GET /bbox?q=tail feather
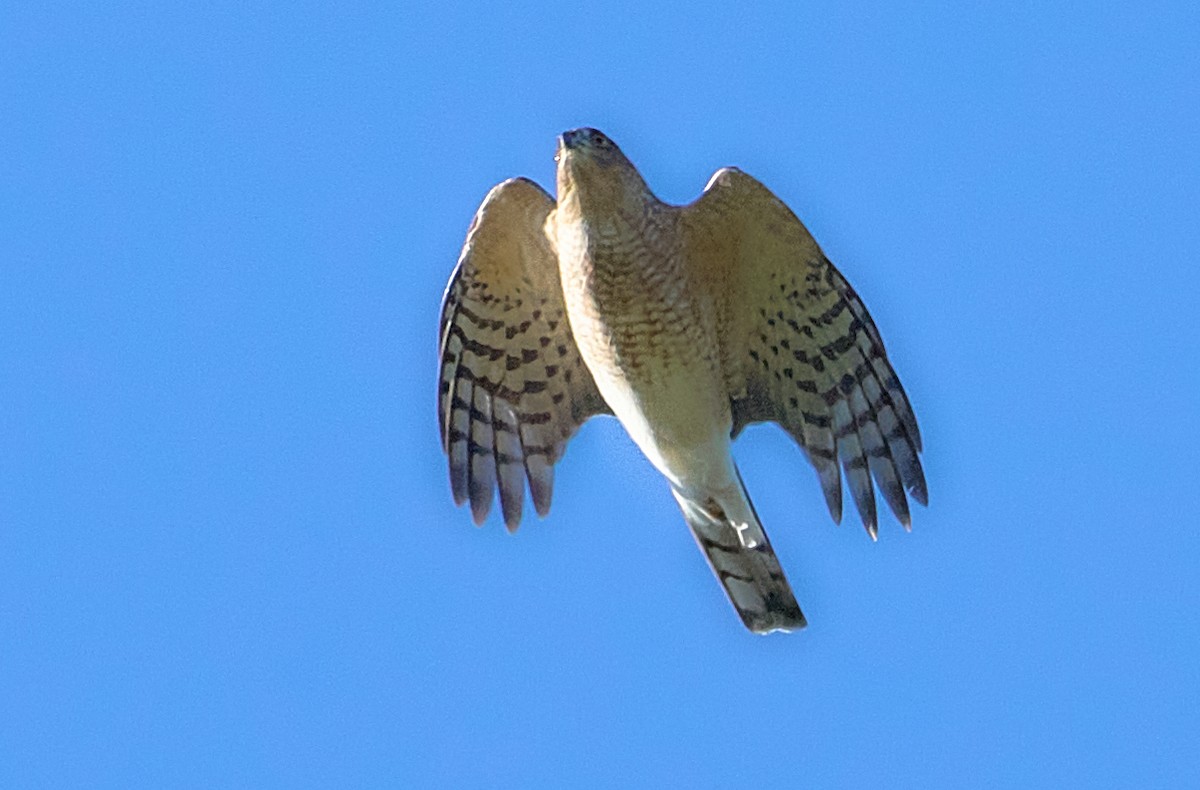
[673,468,806,634]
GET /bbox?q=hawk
[438,128,926,633]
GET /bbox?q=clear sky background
[3,2,1198,787]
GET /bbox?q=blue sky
[3,2,1198,787]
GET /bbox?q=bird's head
[555,128,647,210]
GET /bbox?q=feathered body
[438,128,926,633]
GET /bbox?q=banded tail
[673,467,806,634]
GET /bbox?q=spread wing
[681,168,926,538]
[439,178,610,531]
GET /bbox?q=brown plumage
[438,128,926,633]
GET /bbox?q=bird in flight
[438,128,927,633]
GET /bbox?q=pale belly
[561,252,733,489]
[589,361,732,490]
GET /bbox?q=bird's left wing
[439,178,610,531]
[680,168,926,538]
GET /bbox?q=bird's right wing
[438,178,610,531]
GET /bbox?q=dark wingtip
[469,484,493,526]
[500,496,522,534]
[823,481,843,525]
[450,471,469,507]
[528,464,554,517]
[909,474,929,507]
